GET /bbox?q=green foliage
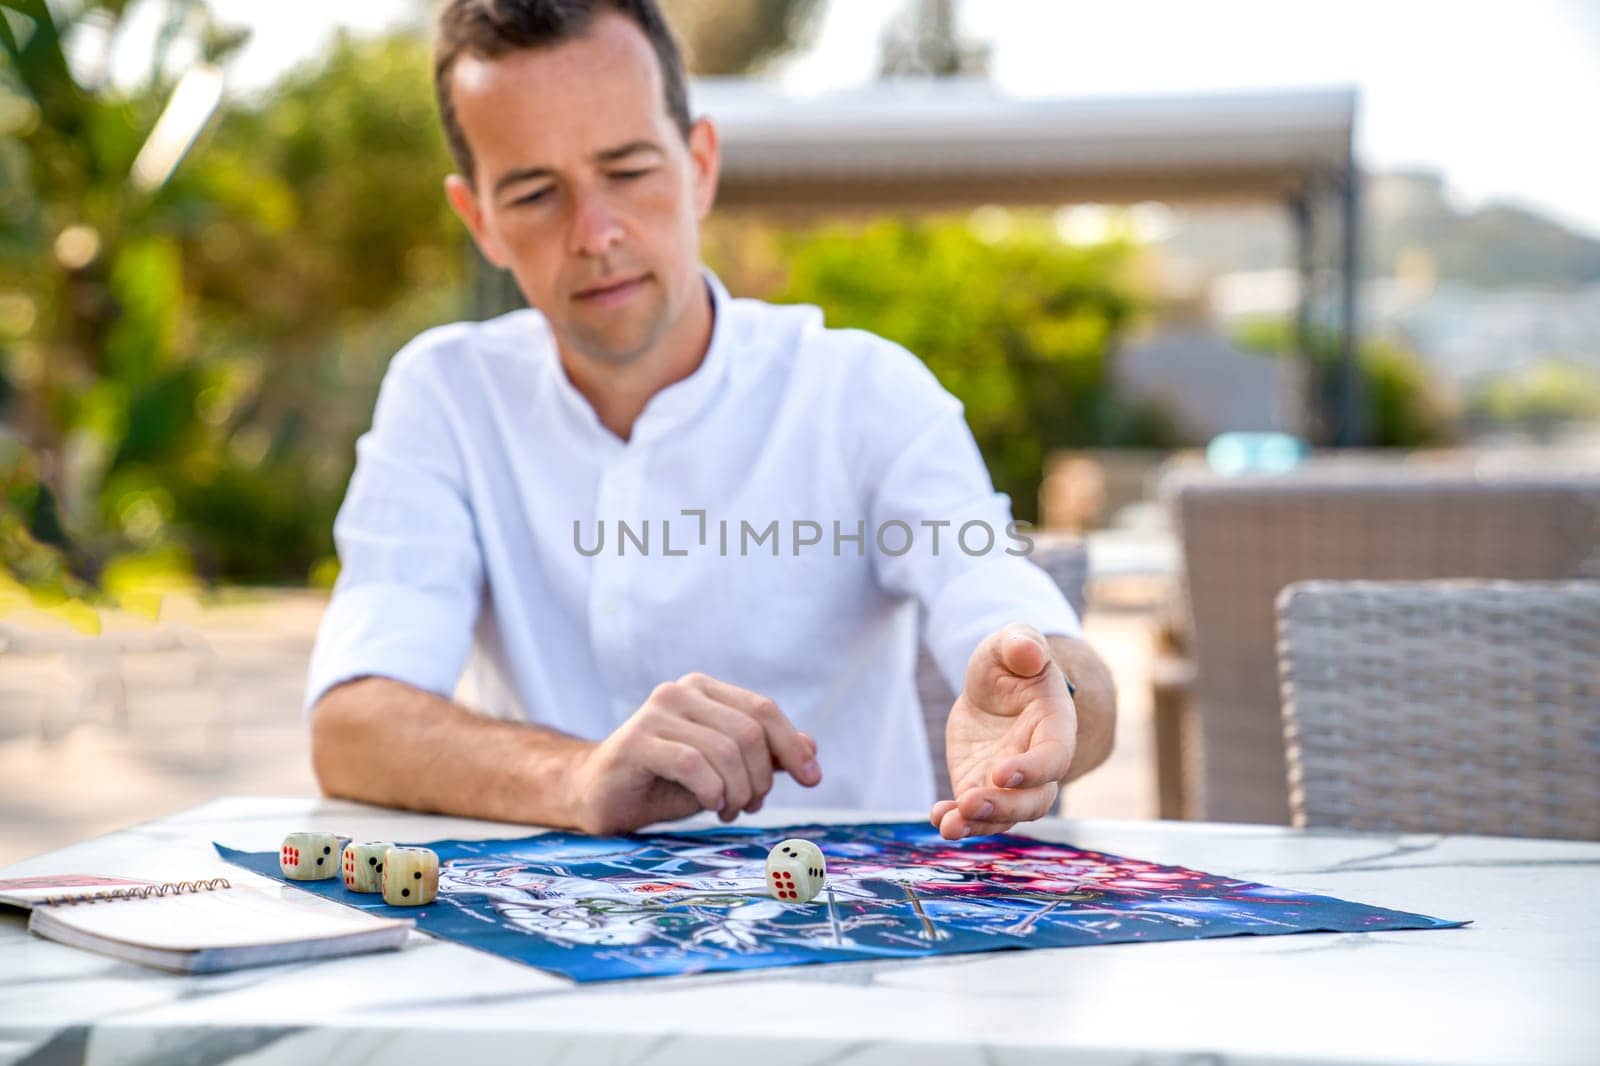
[2,2,465,594]
[2,428,89,597]
[770,215,1179,522]
[1467,360,1600,440]
[1232,317,1457,447]
[197,31,461,328]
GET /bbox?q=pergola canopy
[692,80,1358,212]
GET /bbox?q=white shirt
[306,271,1081,811]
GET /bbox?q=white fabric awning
[692,80,1357,211]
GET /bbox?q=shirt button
[600,597,622,616]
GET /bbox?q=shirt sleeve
[304,345,484,714]
[859,343,1083,696]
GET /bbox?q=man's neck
[557,278,714,442]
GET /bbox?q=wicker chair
[1276,580,1600,841]
[1165,470,1600,825]
[917,533,1089,802]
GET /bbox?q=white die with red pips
[342,841,394,893]
[765,838,826,903]
[279,832,343,880]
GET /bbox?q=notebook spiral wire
[43,878,232,906]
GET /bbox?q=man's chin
[567,325,661,368]
[558,286,673,366]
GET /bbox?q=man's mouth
[574,275,649,306]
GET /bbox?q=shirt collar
[632,268,734,440]
[541,267,734,448]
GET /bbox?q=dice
[280,832,344,880]
[765,838,826,903]
[381,846,439,906]
[342,841,394,893]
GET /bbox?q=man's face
[445,12,718,367]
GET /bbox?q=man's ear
[445,174,509,269]
[686,117,721,221]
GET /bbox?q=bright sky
[165,0,1600,237]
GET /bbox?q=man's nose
[568,188,624,257]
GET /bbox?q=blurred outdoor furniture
[917,532,1087,803]
[1276,579,1600,841]
[1039,448,1175,533]
[1157,464,1600,824]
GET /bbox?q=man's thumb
[999,627,1050,679]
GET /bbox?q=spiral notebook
[2,875,414,974]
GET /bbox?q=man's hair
[434,0,693,184]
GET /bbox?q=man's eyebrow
[594,140,664,164]
[493,165,555,197]
[492,141,666,197]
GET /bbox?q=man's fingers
[677,693,775,810]
[654,716,756,819]
[958,780,1059,826]
[774,731,817,764]
[960,819,1019,839]
[988,737,1074,791]
[939,813,1022,840]
[637,736,727,814]
[681,673,821,787]
[929,799,957,828]
[936,781,1059,839]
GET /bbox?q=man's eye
[511,188,553,207]
[611,169,653,181]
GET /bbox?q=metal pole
[1289,187,1316,442]
[1337,164,1363,446]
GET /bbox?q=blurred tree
[1467,359,1600,442]
[1232,318,1458,448]
[174,29,465,581]
[660,0,823,75]
[1,0,247,595]
[878,0,989,78]
[2,2,463,590]
[771,214,1180,522]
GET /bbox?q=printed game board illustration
[217,822,1467,982]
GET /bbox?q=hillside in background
[1161,171,1600,288]
[1152,172,1600,398]
[1367,173,1600,287]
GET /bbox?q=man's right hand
[567,673,822,835]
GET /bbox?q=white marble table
[2,796,1597,1065]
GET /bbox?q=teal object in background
[1207,432,1310,476]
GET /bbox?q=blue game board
[217,822,1467,982]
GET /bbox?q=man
[308,0,1115,842]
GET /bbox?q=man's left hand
[930,623,1076,840]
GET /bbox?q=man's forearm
[1046,634,1116,783]
[310,676,593,829]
